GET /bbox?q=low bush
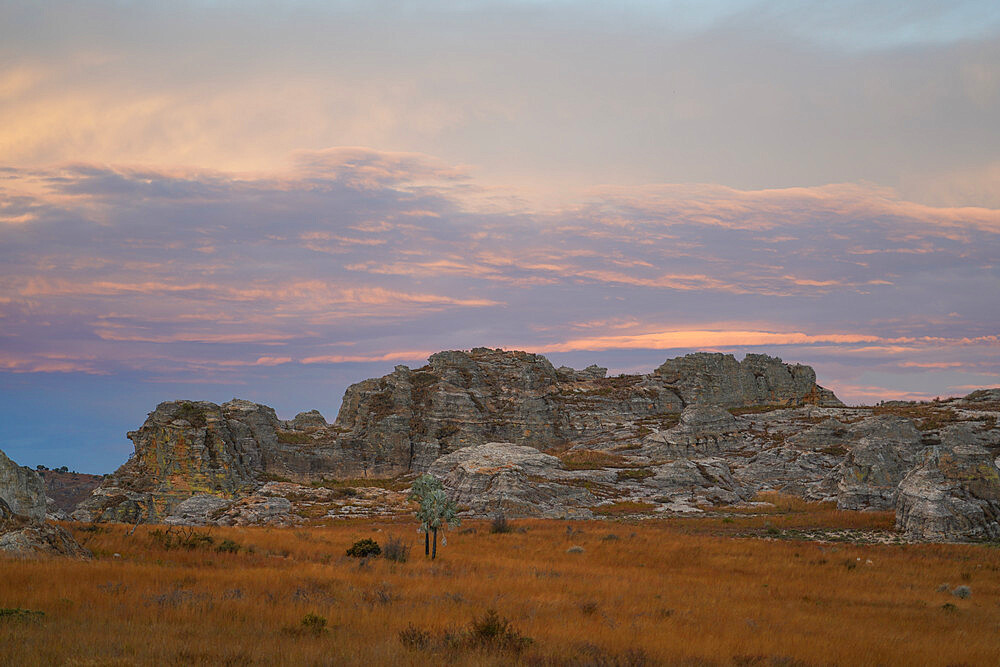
[382,536,409,563]
[0,608,44,623]
[398,608,532,655]
[467,608,532,654]
[216,539,240,554]
[490,514,512,534]
[149,527,214,550]
[346,538,381,558]
[298,613,328,636]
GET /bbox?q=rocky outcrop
[654,353,842,408]
[0,512,91,558]
[80,349,839,522]
[642,405,740,458]
[645,458,750,509]
[0,449,46,521]
[429,443,596,518]
[836,416,925,511]
[895,424,1000,541]
[1,466,90,559]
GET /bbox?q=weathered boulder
[214,496,297,526]
[736,447,845,501]
[642,405,740,457]
[0,449,46,521]
[0,497,90,558]
[429,443,595,518]
[896,425,1000,541]
[645,458,750,508]
[164,494,233,526]
[836,416,925,511]
[786,418,851,452]
[0,520,92,558]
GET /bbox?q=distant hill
[39,470,104,513]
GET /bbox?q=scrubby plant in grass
[149,526,214,550]
[297,613,328,636]
[346,538,381,558]
[490,513,512,534]
[382,536,409,563]
[398,623,431,650]
[216,539,240,554]
[467,608,532,654]
[0,608,44,623]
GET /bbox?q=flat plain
[2,498,999,666]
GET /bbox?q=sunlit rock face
[0,448,47,521]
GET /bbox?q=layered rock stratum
[0,449,90,558]
[72,349,1000,542]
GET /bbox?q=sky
[1,0,999,473]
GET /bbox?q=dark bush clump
[150,527,214,550]
[346,538,381,558]
[216,539,240,553]
[295,613,328,636]
[490,513,512,534]
[383,536,409,563]
[399,623,431,650]
[467,608,532,654]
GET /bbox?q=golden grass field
[2,497,999,666]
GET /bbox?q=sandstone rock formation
[0,450,90,558]
[71,348,1000,541]
[429,443,596,518]
[895,424,1000,541]
[835,416,925,511]
[79,349,839,522]
[0,449,46,520]
[0,507,91,559]
[642,405,740,458]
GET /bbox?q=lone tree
[407,474,460,559]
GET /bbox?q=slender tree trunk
[424,531,429,556]
[432,527,438,560]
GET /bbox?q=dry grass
[2,511,999,666]
[557,450,630,470]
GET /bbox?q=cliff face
[77,349,842,523]
[0,449,46,521]
[333,348,840,474]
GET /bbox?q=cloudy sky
[2,0,999,472]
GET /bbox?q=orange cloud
[300,350,433,364]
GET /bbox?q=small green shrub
[346,538,381,558]
[175,402,207,427]
[216,539,240,554]
[0,608,44,623]
[299,613,328,635]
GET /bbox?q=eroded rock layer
[72,348,1000,540]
